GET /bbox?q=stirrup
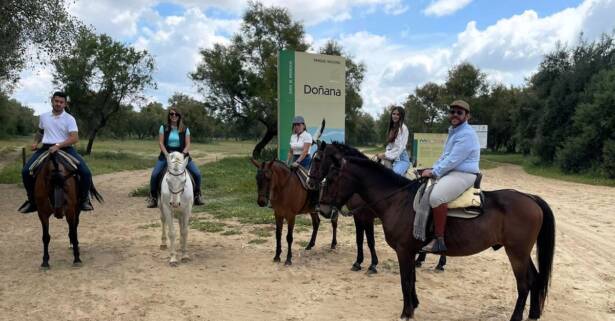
[146,196,158,208]
[420,237,447,254]
[18,200,37,214]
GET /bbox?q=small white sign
[471,125,488,149]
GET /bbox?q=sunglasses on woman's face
[448,109,465,116]
[169,113,179,117]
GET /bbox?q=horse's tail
[531,194,555,312]
[90,184,104,203]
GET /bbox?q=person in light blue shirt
[147,107,204,208]
[420,100,481,253]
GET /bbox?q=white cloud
[424,0,473,17]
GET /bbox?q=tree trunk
[86,128,99,155]
[252,125,277,159]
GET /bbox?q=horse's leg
[40,215,51,269]
[435,255,447,271]
[396,247,416,320]
[273,214,283,262]
[306,212,320,250]
[330,212,338,250]
[285,215,295,266]
[159,208,167,250]
[365,217,378,274]
[528,260,541,320]
[415,252,426,267]
[179,205,191,262]
[505,247,532,321]
[67,213,81,266]
[164,206,178,266]
[352,216,364,271]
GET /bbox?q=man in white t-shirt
[18,92,94,213]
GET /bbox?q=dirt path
[0,164,614,321]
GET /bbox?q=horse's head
[166,152,189,208]
[307,141,346,190]
[307,141,326,189]
[251,158,274,207]
[318,158,355,218]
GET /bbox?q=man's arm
[31,129,43,150]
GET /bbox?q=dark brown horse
[251,159,337,265]
[319,156,555,321]
[308,141,445,272]
[35,152,103,268]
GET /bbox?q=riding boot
[421,203,448,253]
[18,192,37,214]
[80,196,94,211]
[194,190,205,205]
[147,192,158,208]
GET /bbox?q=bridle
[166,164,187,196]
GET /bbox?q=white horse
[159,152,193,266]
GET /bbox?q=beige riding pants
[429,171,477,207]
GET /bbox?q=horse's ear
[320,141,327,149]
[250,158,261,168]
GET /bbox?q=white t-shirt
[39,111,78,144]
[289,131,312,155]
[384,124,409,161]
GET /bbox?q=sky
[10,0,615,116]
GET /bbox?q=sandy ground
[0,162,614,321]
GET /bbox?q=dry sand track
[0,163,614,321]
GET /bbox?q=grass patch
[482,152,615,187]
[248,239,267,244]
[250,227,272,238]
[138,222,160,229]
[222,229,241,236]
[190,218,226,233]
[131,185,150,197]
[198,157,274,224]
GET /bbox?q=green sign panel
[278,50,346,161]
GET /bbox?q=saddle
[29,150,80,176]
[291,165,319,210]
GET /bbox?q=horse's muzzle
[170,201,181,208]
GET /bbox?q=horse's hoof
[160,244,167,250]
[330,243,337,250]
[351,263,362,271]
[73,261,82,267]
[40,264,50,270]
[273,257,281,263]
[284,260,292,266]
[181,256,191,263]
[367,266,378,275]
[435,265,445,272]
[305,245,313,250]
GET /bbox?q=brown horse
[319,156,555,321]
[308,141,445,272]
[35,152,102,268]
[251,159,337,265]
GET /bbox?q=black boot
[194,191,205,205]
[18,195,37,214]
[147,194,158,208]
[80,196,94,211]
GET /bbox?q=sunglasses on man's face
[448,109,466,116]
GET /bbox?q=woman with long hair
[376,106,410,175]
[147,107,204,208]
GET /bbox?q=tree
[0,91,37,137]
[191,1,309,157]
[0,0,80,90]
[53,29,156,154]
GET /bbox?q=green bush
[603,139,615,178]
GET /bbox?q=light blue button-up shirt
[432,121,480,177]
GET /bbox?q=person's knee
[429,192,447,208]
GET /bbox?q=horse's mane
[330,141,368,159]
[344,156,416,189]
